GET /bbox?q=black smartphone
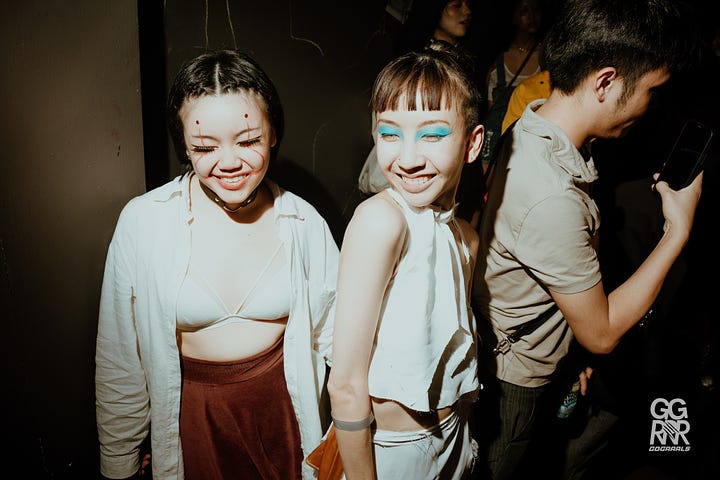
[656,119,714,190]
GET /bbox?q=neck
[198,180,260,213]
[511,33,536,51]
[535,92,590,149]
[433,30,458,46]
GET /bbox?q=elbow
[327,371,365,410]
[585,343,615,355]
[576,334,618,355]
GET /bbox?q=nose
[217,147,243,170]
[397,141,425,171]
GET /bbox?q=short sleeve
[515,193,601,294]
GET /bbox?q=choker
[200,182,259,213]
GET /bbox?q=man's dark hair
[543,0,695,97]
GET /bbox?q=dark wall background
[1,0,717,478]
[153,0,564,243]
[160,0,402,243]
[0,1,146,477]
[0,1,418,476]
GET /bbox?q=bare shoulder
[346,191,407,244]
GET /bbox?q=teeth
[222,175,247,184]
[401,175,430,185]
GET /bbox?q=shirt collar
[519,99,599,184]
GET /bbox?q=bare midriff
[178,318,288,362]
[371,397,454,432]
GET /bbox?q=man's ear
[466,124,485,164]
[594,67,618,102]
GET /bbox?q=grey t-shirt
[473,99,601,387]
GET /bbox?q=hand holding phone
[656,119,714,190]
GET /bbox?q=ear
[593,67,618,102]
[465,124,485,164]
[269,129,277,148]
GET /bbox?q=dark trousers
[475,378,618,480]
[485,380,547,480]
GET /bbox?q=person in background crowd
[484,0,544,109]
[501,69,549,133]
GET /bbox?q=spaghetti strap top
[176,242,291,332]
[367,189,479,411]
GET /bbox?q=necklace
[199,181,259,213]
[512,42,536,54]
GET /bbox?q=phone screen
[657,120,714,190]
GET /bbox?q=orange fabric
[501,70,551,133]
[306,425,344,480]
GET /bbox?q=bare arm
[553,172,702,354]
[327,194,406,479]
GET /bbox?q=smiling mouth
[221,175,248,184]
[397,173,435,193]
[216,173,250,190]
[400,175,431,185]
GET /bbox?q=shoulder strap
[496,55,506,87]
[507,41,539,88]
[493,303,559,356]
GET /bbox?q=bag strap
[506,41,539,89]
[493,303,559,356]
[496,55,507,88]
[483,119,518,195]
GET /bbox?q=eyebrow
[376,118,451,127]
[188,126,263,140]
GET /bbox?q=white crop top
[176,243,291,332]
[367,189,479,412]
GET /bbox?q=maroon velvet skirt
[180,336,303,480]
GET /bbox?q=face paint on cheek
[247,148,267,164]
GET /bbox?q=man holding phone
[471,0,703,478]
